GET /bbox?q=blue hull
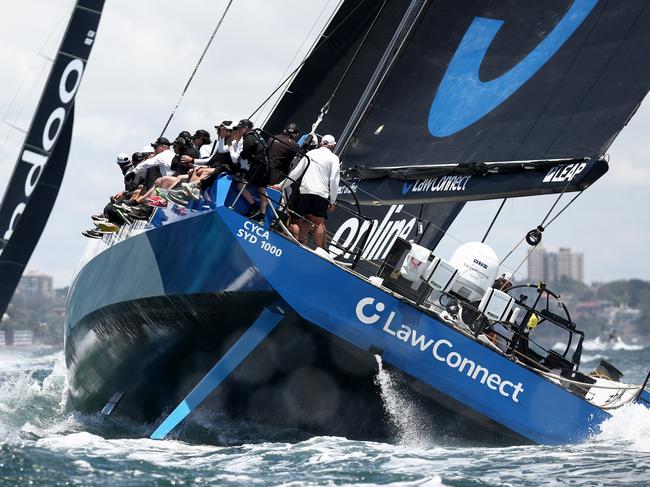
[66,201,617,444]
[216,208,614,444]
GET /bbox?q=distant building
[15,270,54,300]
[528,246,584,283]
[557,247,584,283]
[54,287,69,300]
[547,251,559,283]
[527,247,546,283]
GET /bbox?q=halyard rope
[160,0,235,137]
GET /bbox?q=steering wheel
[505,283,575,357]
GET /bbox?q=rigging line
[0,3,72,122]
[543,190,584,228]
[509,242,539,286]
[501,189,584,269]
[481,198,507,244]
[0,60,51,154]
[254,0,338,126]
[539,180,572,228]
[499,235,526,266]
[0,122,27,134]
[302,0,390,138]
[247,0,370,121]
[159,0,235,138]
[336,0,431,155]
[320,0,391,115]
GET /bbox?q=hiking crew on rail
[83,119,341,250]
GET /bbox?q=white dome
[449,242,500,302]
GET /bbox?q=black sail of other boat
[0,0,105,317]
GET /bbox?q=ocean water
[1,346,649,486]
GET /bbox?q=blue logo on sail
[428,0,598,137]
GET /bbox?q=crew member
[282,134,340,248]
[267,122,300,185]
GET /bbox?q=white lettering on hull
[356,297,525,403]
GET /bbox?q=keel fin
[150,306,285,439]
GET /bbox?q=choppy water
[1,346,649,486]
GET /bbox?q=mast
[0,0,105,317]
[336,0,428,155]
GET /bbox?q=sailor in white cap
[115,152,132,175]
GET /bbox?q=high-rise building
[527,247,584,283]
[559,248,584,282]
[546,252,559,283]
[528,246,546,282]
[15,270,54,300]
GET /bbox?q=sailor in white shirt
[132,137,175,178]
[282,134,340,248]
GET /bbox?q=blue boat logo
[428,0,598,137]
[402,181,414,194]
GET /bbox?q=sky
[0,0,648,288]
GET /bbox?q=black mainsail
[0,0,105,316]
[339,0,650,202]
